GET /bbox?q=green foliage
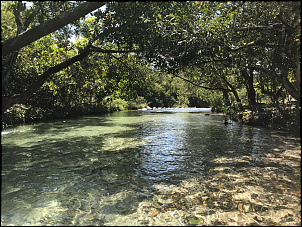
[103,96,148,112]
[127,96,148,110]
[2,104,27,126]
[106,98,128,112]
[1,1,300,126]
[207,93,224,112]
[1,2,16,39]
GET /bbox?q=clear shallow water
[1,110,300,225]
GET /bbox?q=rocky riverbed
[104,144,301,226]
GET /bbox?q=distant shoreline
[139,107,212,113]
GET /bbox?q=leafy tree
[2,1,105,56]
[2,1,300,121]
[1,1,137,113]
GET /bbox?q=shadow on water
[1,114,157,225]
[1,110,300,225]
[29,115,115,136]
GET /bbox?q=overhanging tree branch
[173,73,232,92]
[2,48,92,113]
[3,2,42,89]
[2,44,143,113]
[2,1,105,56]
[109,54,134,72]
[249,65,300,101]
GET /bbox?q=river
[1,109,300,225]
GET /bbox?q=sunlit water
[1,109,300,225]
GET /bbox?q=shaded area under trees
[1,1,300,131]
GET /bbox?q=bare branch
[109,54,133,72]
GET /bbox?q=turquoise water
[1,110,300,225]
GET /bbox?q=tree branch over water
[173,74,232,92]
[2,43,142,113]
[2,2,105,56]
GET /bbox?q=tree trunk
[280,73,300,105]
[2,2,105,56]
[230,87,243,111]
[220,73,243,110]
[2,49,91,113]
[242,69,256,107]
[222,89,230,106]
[250,65,300,104]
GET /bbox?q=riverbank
[2,102,300,138]
[1,99,147,129]
[227,103,301,136]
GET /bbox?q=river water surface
[1,109,300,225]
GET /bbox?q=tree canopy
[1,1,300,123]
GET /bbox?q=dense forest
[1,1,300,132]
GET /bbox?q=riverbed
[1,110,300,225]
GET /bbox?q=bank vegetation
[2,1,300,134]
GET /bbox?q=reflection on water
[1,110,300,225]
